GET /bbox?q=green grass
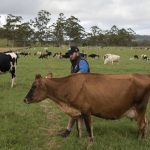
[0,39,8,47]
[1,46,150,150]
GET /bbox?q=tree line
[0,10,139,47]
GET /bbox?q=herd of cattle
[17,49,150,63]
[1,48,150,142]
[0,49,150,88]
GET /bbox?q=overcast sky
[0,0,150,35]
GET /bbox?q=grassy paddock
[1,46,150,150]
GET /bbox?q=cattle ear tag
[45,73,53,79]
[35,74,42,79]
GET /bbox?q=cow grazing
[45,50,52,57]
[39,53,49,59]
[34,51,42,56]
[129,55,139,60]
[39,51,52,59]
[141,54,149,61]
[0,52,18,87]
[24,73,150,142]
[103,54,120,64]
[134,55,139,59]
[61,52,70,59]
[53,52,62,59]
[88,54,99,59]
[19,52,31,57]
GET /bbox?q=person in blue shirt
[59,46,90,137]
[69,46,90,73]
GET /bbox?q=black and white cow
[0,52,18,87]
[141,54,149,61]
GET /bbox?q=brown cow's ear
[35,74,42,79]
[45,72,53,79]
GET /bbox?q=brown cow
[24,73,150,142]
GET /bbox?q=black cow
[134,55,139,59]
[20,52,31,57]
[61,52,70,59]
[88,54,99,59]
[80,53,87,59]
[45,50,52,57]
[0,52,17,87]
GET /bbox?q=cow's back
[68,73,150,119]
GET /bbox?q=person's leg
[59,117,76,137]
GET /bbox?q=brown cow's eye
[32,85,36,89]
[33,85,36,89]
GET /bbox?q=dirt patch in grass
[40,100,64,148]
[47,139,63,149]
[39,126,64,149]
[39,124,63,137]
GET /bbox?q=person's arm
[78,60,89,73]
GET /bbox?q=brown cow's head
[24,74,49,104]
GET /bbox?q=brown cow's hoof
[88,137,94,143]
[138,133,145,140]
[57,129,71,137]
[137,129,147,140]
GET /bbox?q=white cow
[103,54,120,64]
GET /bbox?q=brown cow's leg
[76,116,83,138]
[82,114,93,142]
[137,114,148,139]
[136,94,149,139]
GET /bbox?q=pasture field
[1,46,150,150]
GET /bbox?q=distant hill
[135,35,150,41]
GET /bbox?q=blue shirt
[79,60,89,73]
[71,57,90,73]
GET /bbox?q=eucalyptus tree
[104,25,119,46]
[118,28,136,46]
[31,10,51,46]
[103,25,136,46]
[87,26,104,46]
[3,14,23,46]
[64,16,85,45]
[110,25,119,45]
[52,13,66,46]
[0,26,5,39]
[15,22,34,46]
[127,28,136,41]
[0,15,1,26]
